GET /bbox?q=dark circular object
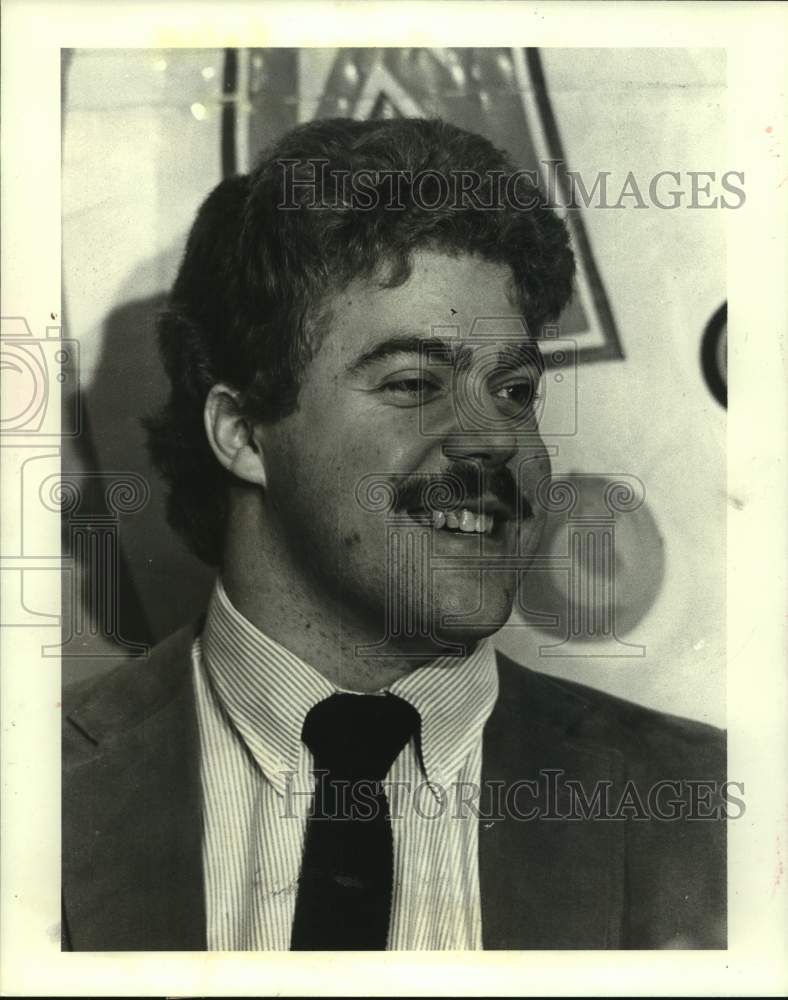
[701,302,727,408]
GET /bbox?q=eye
[493,379,542,412]
[378,376,442,405]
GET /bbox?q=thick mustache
[392,464,533,520]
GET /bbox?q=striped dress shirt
[192,579,499,950]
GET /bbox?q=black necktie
[290,692,420,951]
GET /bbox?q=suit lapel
[62,623,206,951]
[479,656,626,949]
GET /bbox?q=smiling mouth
[430,508,494,534]
[404,502,514,537]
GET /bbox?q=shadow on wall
[62,281,215,684]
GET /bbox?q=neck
[221,503,466,693]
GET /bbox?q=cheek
[532,447,553,495]
[333,416,417,503]
[514,438,552,500]
[264,424,397,537]
[262,424,326,532]
[266,396,428,538]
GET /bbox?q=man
[62,117,726,951]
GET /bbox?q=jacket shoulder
[61,620,206,952]
[495,652,725,779]
[63,620,202,764]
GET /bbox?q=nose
[442,436,517,468]
[440,369,520,467]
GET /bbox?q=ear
[204,384,267,488]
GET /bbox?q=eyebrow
[345,334,545,378]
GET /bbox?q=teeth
[427,508,495,534]
[459,510,476,533]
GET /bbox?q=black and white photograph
[1,1,786,996]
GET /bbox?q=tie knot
[301,692,420,782]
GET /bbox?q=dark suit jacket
[62,620,726,950]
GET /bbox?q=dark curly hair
[145,116,576,566]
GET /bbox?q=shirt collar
[388,640,498,785]
[202,580,335,795]
[201,579,499,793]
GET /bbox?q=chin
[429,570,514,649]
[355,566,513,659]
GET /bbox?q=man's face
[259,249,552,655]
